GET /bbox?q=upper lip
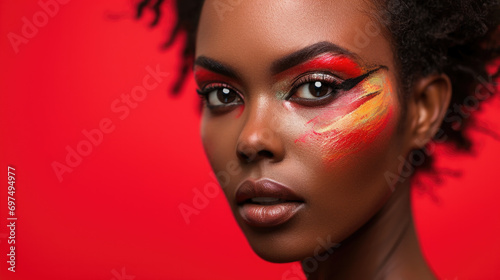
[235,179,305,205]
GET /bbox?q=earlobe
[410,74,452,149]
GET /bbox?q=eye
[295,81,335,99]
[207,87,239,106]
[197,84,243,108]
[287,73,342,106]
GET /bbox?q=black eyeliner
[340,66,388,91]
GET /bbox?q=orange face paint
[295,73,395,163]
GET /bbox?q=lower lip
[238,202,304,227]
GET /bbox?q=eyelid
[291,72,342,88]
[200,82,231,92]
[197,82,245,112]
[198,82,244,100]
[286,72,343,99]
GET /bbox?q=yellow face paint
[295,74,395,163]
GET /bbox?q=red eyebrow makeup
[275,53,362,80]
[193,66,235,85]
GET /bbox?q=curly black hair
[135,0,500,171]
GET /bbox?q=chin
[248,241,310,263]
[238,222,341,264]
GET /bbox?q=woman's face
[195,0,413,262]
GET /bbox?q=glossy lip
[235,179,305,227]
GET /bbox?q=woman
[137,0,499,279]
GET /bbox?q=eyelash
[287,72,344,106]
[292,72,341,87]
[197,82,226,97]
[196,82,243,109]
[196,69,371,111]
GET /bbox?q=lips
[235,179,305,227]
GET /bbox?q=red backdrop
[0,1,499,279]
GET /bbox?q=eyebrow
[193,41,360,79]
[270,41,360,75]
[194,56,239,80]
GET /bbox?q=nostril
[237,149,275,163]
[238,151,251,162]
[257,150,274,159]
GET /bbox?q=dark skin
[194,0,451,278]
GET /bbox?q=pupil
[309,81,329,97]
[218,88,236,103]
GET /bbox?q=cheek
[200,117,228,168]
[295,76,397,165]
[200,115,244,179]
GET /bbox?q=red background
[0,1,499,279]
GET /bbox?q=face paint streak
[294,81,383,144]
[322,103,394,163]
[275,54,362,81]
[235,105,244,118]
[304,91,381,126]
[295,75,394,163]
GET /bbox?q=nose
[236,104,285,164]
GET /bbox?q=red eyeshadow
[194,66,234,84]
[276,54,362,79]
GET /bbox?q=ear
[408,74,452,149]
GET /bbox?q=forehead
[196,0,394,77]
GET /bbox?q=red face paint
[295,90,382,144]
[275,54,362,81]
[235,105,244,118]
[295,74,396,163]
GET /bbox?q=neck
[303,182,436,280]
